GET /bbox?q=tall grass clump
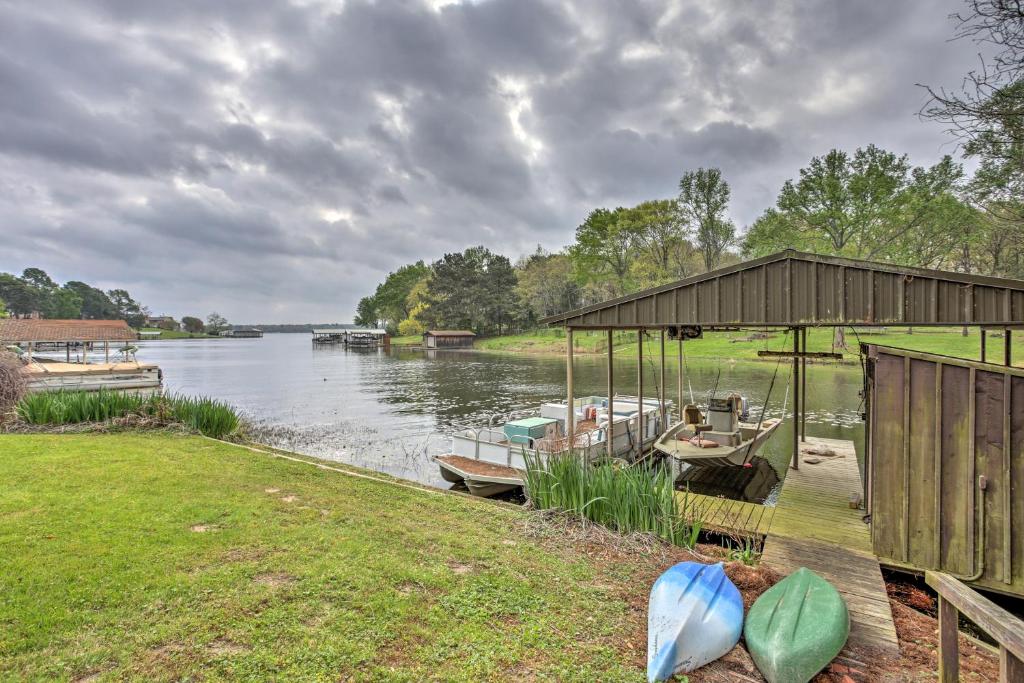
[16,390,240,439]
[164,393,240,439]
[523,452,701,548]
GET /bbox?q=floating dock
[678,436,899,657]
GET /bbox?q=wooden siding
[541,251,1024,328]
[865,344,1024,597]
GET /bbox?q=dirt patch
[447,562,474,575]
[264,487,280,494]
[253,572,296,587]
[206,637,249,656]
[887,592,999,680]
[281,495,298,503]
[72,671,105,683]
[190,523,221,533]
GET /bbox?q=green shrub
[16,390,240,439]
[523,453,701,548]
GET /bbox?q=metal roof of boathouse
[0,318,138,343]
[540,250,1024,328]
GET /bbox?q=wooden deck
[760,437,899,656]
[678,491,775,537]
[677,437,899,657]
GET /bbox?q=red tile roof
[0,319,138,342]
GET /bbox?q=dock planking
[672,437,899,656]
[760,437,899,656]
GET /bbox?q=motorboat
[653,394,781,468]
[434,395,671,497]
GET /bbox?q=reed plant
[523,452,702,548]
[16,390,240,439]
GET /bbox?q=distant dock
[312,328,389,348]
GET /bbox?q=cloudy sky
[0,0,986,323]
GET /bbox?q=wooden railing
[926,571,1024,682]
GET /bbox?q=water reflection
[675,457,782,504]
[136,334,867,495]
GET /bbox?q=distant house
[423,330,476,349]
[144,315,180,331]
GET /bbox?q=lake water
[136,334,867,500]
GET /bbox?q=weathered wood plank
[762,437,899,657]
[926,571,1024,663]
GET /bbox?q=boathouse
[541,250,1024,663]
[0,318,161,393]
[423,330,475,348]
[222,328,263,338]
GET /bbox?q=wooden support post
[566,327,574,449]
[637,329,644,458]
[801,327,807,443]
[982,329,988,363]
[1005,329,1012,367]
[1002,646,1024,682]
[659,329,666,432]
[66,343,70,363]
[607,329,614,461]
[104,340,109,363]
[27,341,33,363]
[792,329,800,470]
[677,334,684,421]
[938,595,959,683]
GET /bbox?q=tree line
[0,267,231,334]
[358,3,1024,335]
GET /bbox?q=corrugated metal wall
[546,252,1024,328]
[865,344,1024,596]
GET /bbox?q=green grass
[136,327,216,340]
[524,454,700,548]
[475,326,1013,364]
[16,391,240,439]
[388,335,422,345]
[0,434,656,681]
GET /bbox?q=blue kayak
[647,561,744,681]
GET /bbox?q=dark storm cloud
[0,0,987,322]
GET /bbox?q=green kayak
[744,567,849,683]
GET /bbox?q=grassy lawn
[388,335,422,346]
[475,326,1014,364]
[136,327,217,340]
[0,433,656,682]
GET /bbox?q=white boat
[434,395,671,497]
[653,394,781,467]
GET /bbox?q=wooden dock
[678,436,899,657]
[762,437,899,656]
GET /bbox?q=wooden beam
[801,327,807,443]
[566,327,574,450]
[659,329,666,432]
[792,329,799,470]
[637,329,644,459]
[607,329,614,461]
[927,571,1024,678]
[677,335,684,421]
[1006,329,1012,367]
[757,350,843,359]
[938,594,959,683]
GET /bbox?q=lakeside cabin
[423,330,476,349]
[0,318,162,394]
